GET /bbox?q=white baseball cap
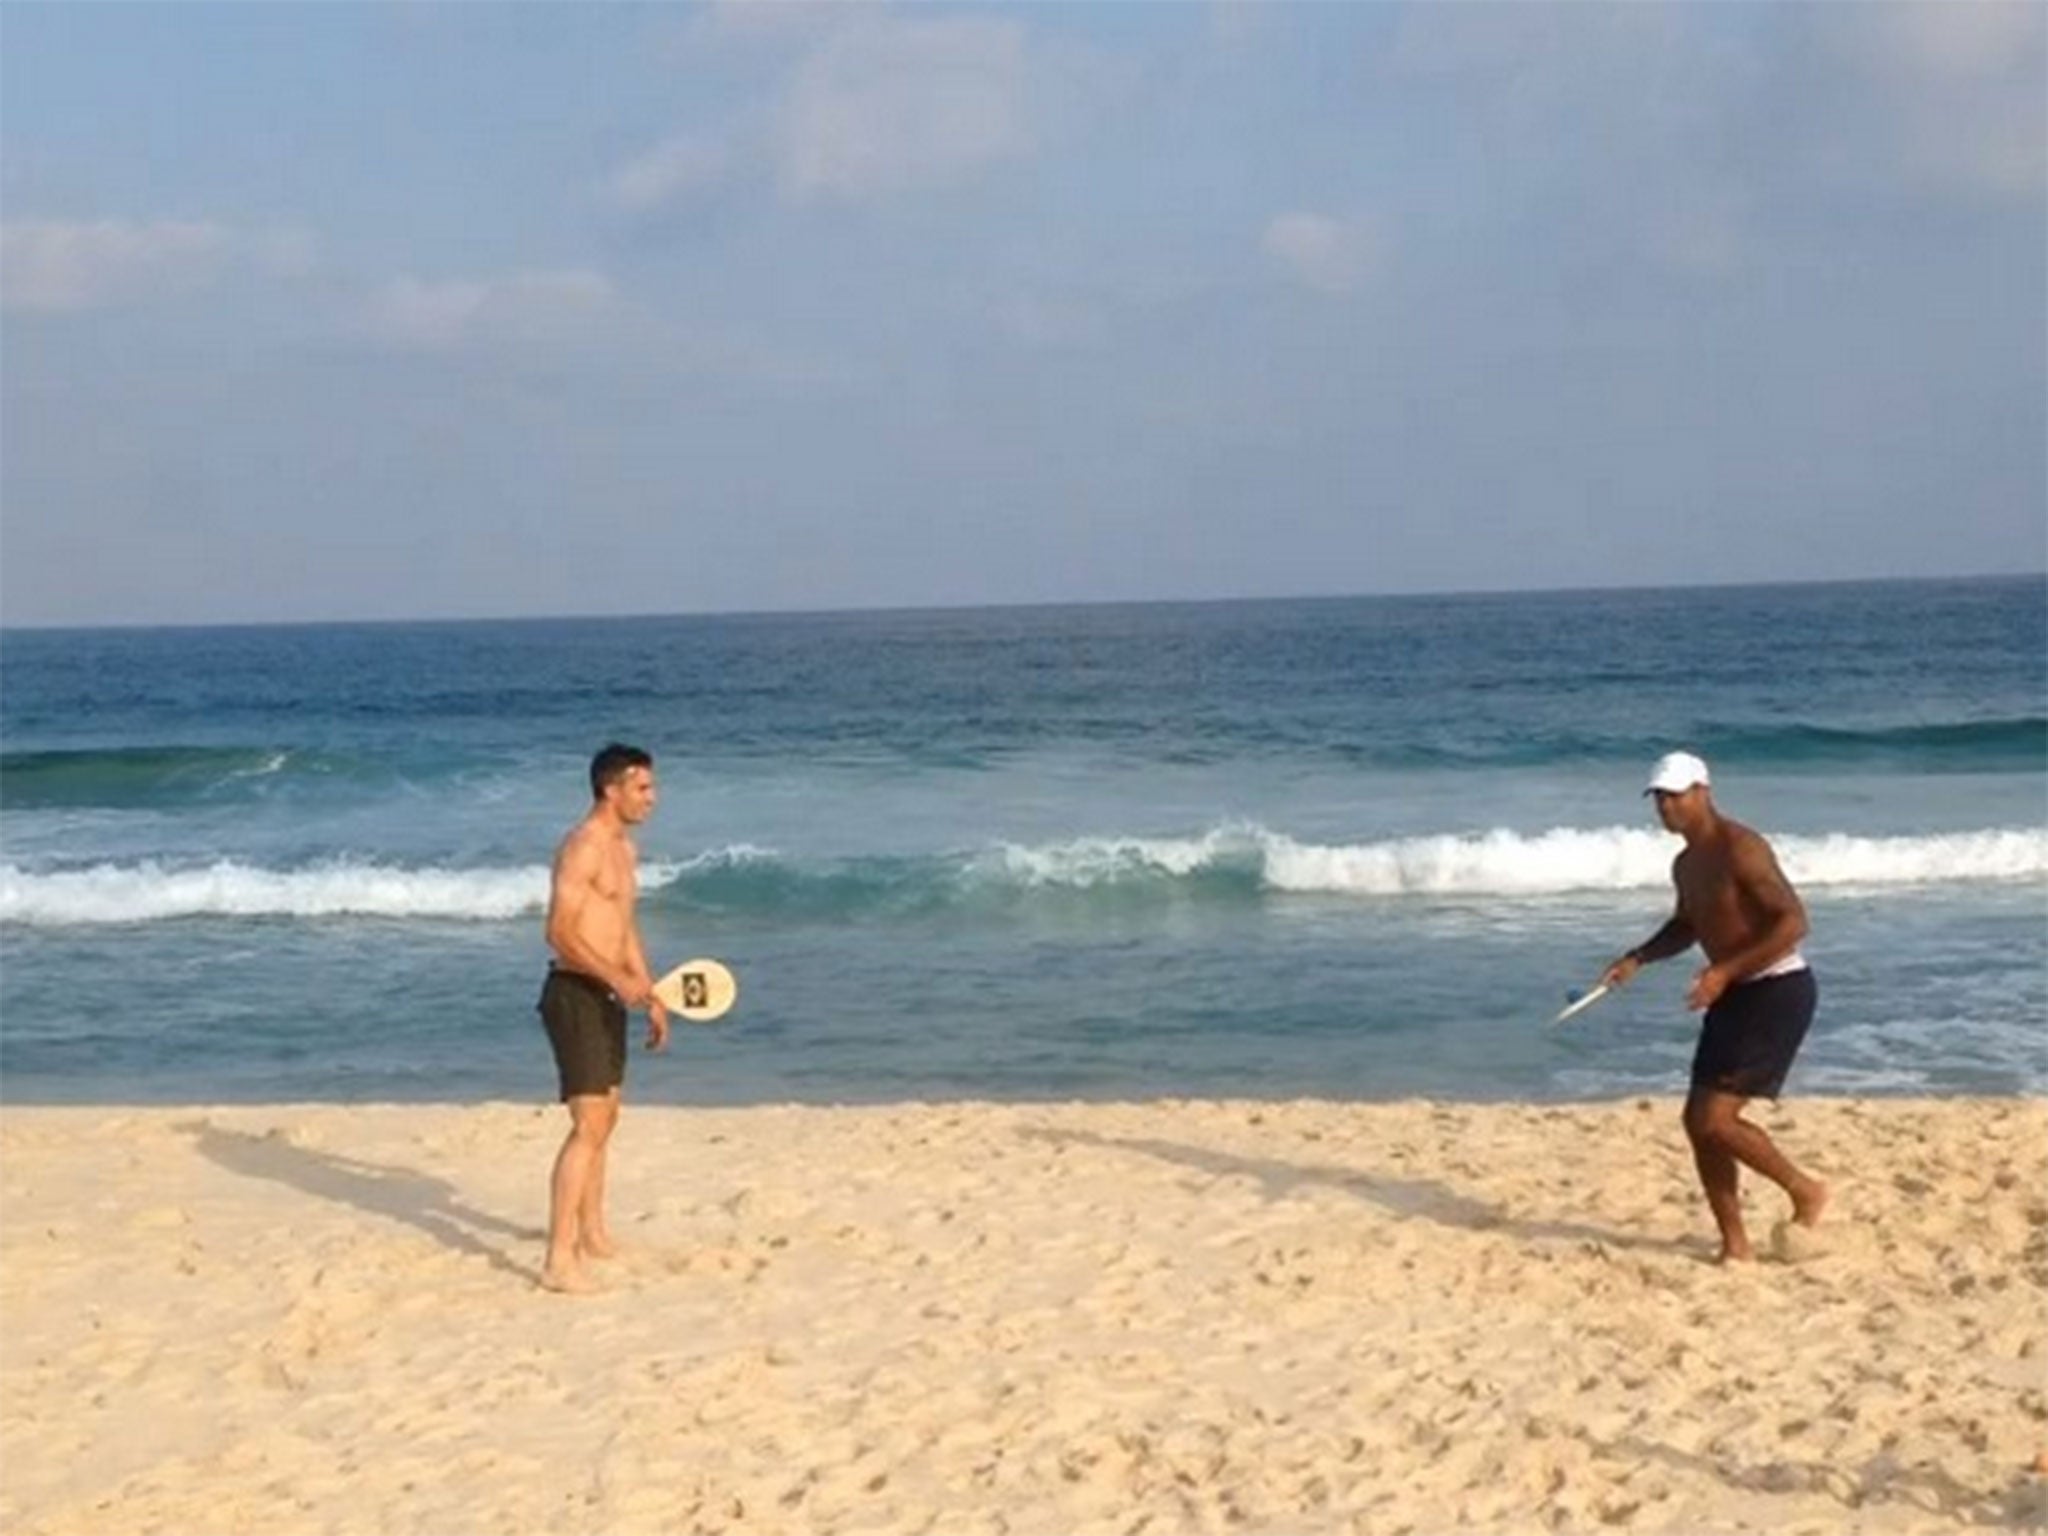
[1644,750,1711,795]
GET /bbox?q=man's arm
[623,916,654,998]
[1630,914,1700,967]
[544,837,642,1000]
[1602,911,1696,987]
[624,903,670,1050]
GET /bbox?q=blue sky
[2,1,2042,626]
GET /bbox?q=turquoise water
[2,577,2042,1103]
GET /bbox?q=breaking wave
[3,825,2041,927]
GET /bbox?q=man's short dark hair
[590,743,653,800]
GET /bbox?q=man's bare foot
[581,1234,622,1261]
[1716,1239,1755,1265]
[539,1262,598,1295]
[1790,1179,1829,1229]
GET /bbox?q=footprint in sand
[1770,1220,1832,1263]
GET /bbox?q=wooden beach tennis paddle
[652,958,738,1023]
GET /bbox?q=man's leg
[543,1092,614,1292]
[1684,1089,1828,1262]
[1683,1090,1751,1261]
[578,1087,622,1259]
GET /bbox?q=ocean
[2,577,2042,1105]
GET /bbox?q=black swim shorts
[537,967,627,1101]
[1691,968,1818,1100]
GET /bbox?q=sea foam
[2,826,2041,926]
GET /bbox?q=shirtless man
[536,743,670,1293]
[1602,751,1828,1263]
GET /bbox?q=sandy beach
[2,1096,2041,1535]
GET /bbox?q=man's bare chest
[590,849,637,902]
[1675,856,1748,929]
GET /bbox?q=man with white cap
[1601,751,1827,1263]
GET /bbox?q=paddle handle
[1551,981,1612,1025]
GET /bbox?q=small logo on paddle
[682,972,709,1008]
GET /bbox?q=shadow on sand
[1587,1433,2040,1530]
[1021,1126,1692,1258]
[184,1120,542,1284]
[1024,1129,2043,1526]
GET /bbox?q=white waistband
[1748,950,1809,982]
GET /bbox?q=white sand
[2,1096,2042,1534]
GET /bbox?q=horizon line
[2,569,2041,636]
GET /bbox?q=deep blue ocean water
[2,577,2043,1104]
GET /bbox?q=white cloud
[363,270,615,351]
[605,133,730,213]
[1845,0,2042,84]
[1819,1,2045,198]
[253,228,321,278]
[773,15,1036,202]
[1262,213,1380,295]
[0,218,324,314]
[0,219,229,312]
